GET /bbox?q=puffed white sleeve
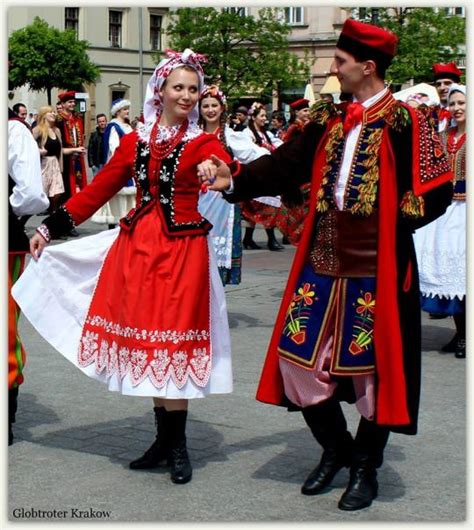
[8,120,49,215]
[107,126,120,160]
[268,129,283,148]
[225,126,270,164]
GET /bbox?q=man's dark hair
[12,103,26,115]
[349,47,390,79]
[96,113,107,121]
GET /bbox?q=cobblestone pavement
[6,222,468,527]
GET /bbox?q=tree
[9,17,100,104]
[350,8,465,85]
[163,8,311,104]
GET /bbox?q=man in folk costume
[202,19,453,510]
[56,91,87,200]
[432,62,462,132]
[8,107,49,444]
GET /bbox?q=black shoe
[338,465,378,511]
[454,338,466,359]
[167,410,193,484]
[265,229,284,251]
[129,407,170,470]
[243,240,261,250]
[429,313,447,320]
[69,228,79,237]
[301,449,350,495]
[170,441,193,484]
[282,236,291,245]
[268,240,284,251]
[129,438,170,470]
[9,423,13,446]
[441,333,458,353]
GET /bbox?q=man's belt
[309,210,378,277]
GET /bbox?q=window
[443,7,465,17]
[65,7,79,34]
[284,7,304,25]
[224,7,249,17]
[150,14,162,51]
[109,10,123,48]
[111,89,126,103]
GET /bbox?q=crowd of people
[8,16,465,514]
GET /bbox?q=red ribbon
[343,102,365,133]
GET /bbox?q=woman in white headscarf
[413,84,466,358]
[12,49,234,484]
[91,98,135,228]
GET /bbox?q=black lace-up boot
[167,410,193,484]
[129,407,170,470]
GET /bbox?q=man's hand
[30,233,49,261]
[198,155,232,192]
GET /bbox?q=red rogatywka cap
[432,62,462,82]
[290,98,310,111]
[336,18,398,67]
[57,90,77,102]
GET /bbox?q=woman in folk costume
[91,99,135,228]
[198,85,271,284]
[413,84,466,358]
[12,49,234,485]
[276,98,313,246]
[240,102,285,251]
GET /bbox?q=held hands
[30,233,49,261]
[197,155,232,192]
[74,146,87,157]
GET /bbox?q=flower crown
[248,102,265,117]
[200,85,227,106]
[154,48,208,81]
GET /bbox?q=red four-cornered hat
[290,98,310,111]
[432,62,462,82]
[58,90,77,102]
[337,18,398,59]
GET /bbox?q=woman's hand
[197,159,218,182]
[30,233,49,261]
[199,155,232,192]
[39,147,48,156]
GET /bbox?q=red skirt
[78,207,212,389]
[241,200,280,229]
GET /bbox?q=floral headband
[247,102,265,118]
[143,48,207,126]
[200,85,227,107]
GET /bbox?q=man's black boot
[301,442,352,495]
[129,407,170,470]
[338,417,389,510]
[168,410,192,484]
[338,460,378,511]
[301,400,353,495]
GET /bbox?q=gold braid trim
[349,128,383,217]
[400,191,425,218]
[316,123,344,213]
[309,100,338,125]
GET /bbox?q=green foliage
[9,17,100,103]
[350,8,465,85]
[163,8,311,104]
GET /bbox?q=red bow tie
[343,102,365,133]
[438,108,451,122]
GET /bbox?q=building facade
[8,6,465,133]
[8,6,171,136]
